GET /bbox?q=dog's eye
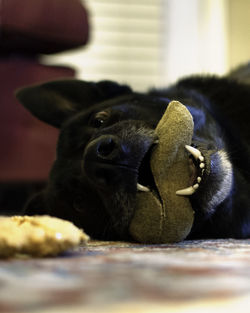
[91,111,109,128]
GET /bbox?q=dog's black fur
[16,74,250,241]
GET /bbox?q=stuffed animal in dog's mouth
[130,100,203,243]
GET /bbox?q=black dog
[16,74,250,241]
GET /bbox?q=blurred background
[44,0,250,91]
[0,0,249,213]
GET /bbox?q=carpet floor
[0,239,250,312]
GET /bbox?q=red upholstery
[0,59,75,181]
[0,0,89,184]
[0,0,89,54]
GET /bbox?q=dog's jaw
[175,145,206,196]
[137,144,207,197]
[137,140,233,217]
[189,148,233,215]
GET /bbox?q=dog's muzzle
[83,135,134,187]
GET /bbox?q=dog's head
[16,79,233,240]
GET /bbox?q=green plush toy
[129,101,195,243]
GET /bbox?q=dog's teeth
[185,145,202,160]
[199,155,204,162]
[154,140,159,144]
[176,186,196,196]
[176,146,206,197]
[137,183,150,192]
[193,183,199,190]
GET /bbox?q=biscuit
[0,215,89,257]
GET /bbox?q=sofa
[0,0,89,213]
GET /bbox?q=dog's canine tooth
[137,183,150,192]
[199,155,204,162]
[176,186,196,196]
[185,145,202,160]
[193,183,199,190]
[154,140,159,144]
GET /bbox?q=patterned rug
[1,239,250,312]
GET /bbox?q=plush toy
[129,101,195,243]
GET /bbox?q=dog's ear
[16,79,132,128]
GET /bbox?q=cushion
[0,0,89,54]
[0,58,75,181]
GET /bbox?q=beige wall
[228,0,250,69]
[162,0,229,84]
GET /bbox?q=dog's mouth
[136,142,158,194]
[176,145,207,196]
[136,143,207,197]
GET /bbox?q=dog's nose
[84,135,125,187]
[96,136,119,160]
